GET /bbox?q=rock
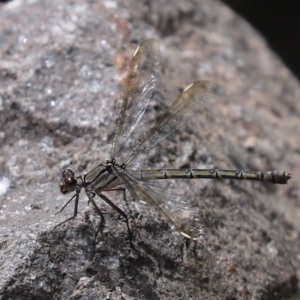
[0,0,298,299]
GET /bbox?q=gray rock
[0,0,299,299]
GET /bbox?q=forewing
[117,169,205,242]
[123,80,210,165]
[111,39,160,160]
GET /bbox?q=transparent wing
[122,80,211,165]
[116,168,205,242]
[110,39,160,160]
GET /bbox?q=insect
[54,39,292,246]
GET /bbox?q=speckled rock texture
[0,0,299,299]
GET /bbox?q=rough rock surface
[0,0,299,299]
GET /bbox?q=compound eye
[67,177,74,183]
[60,169,76,194]
[62,169,75,179]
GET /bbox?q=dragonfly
[54,38,292,246]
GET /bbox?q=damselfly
[54,39,292,244]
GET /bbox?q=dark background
[223,0,300,80]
